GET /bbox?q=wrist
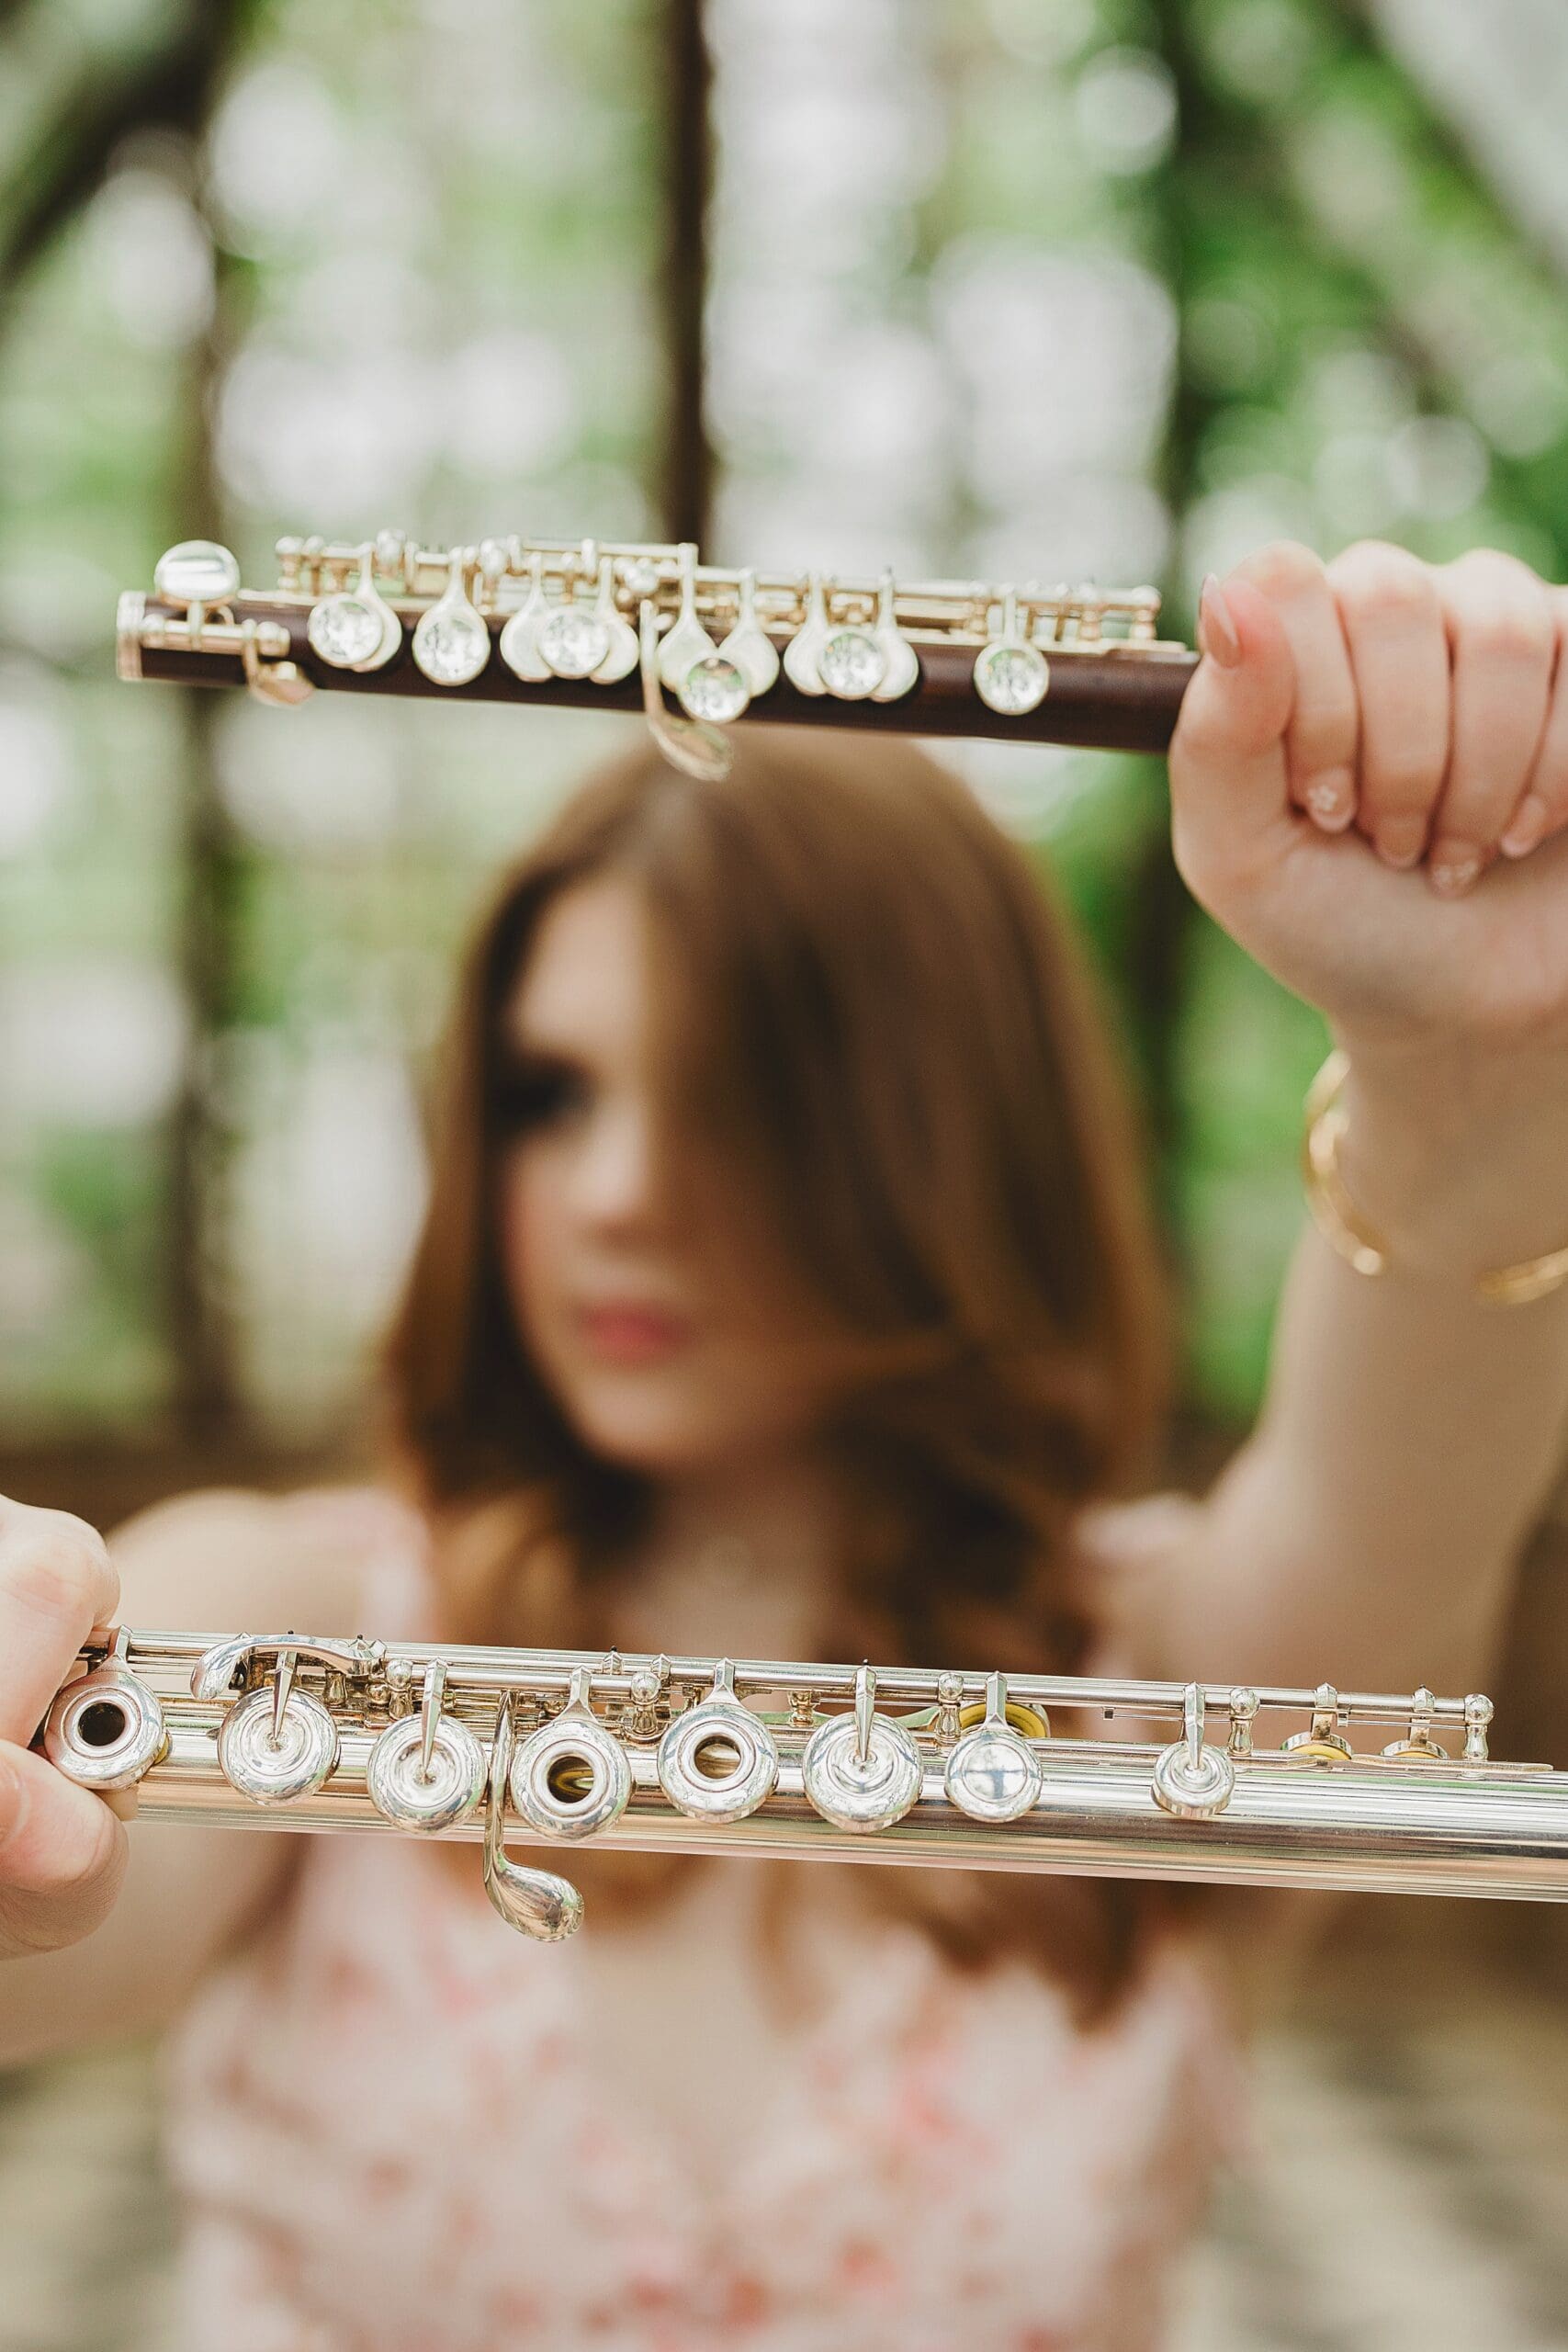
[1329,1028,1568,1280]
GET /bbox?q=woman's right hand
[0,1495,130,1960]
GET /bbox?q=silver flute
[39,1627,1568,1942]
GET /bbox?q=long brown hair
[387,727,1177,2020]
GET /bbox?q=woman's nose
[570,1098,666,1232]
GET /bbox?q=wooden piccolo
[116,534,1198,776]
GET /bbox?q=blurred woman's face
[494,875,819,1476]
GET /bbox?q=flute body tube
[39,1630,1568,1943]
[116,534,1199,769]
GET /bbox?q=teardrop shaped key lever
[482,1693,586,1941]
[639,599,733,780]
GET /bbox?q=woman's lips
[576,1302,695,1366]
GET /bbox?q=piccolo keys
[116,534,1197,779]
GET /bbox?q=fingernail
[1197,573,1243,668]
[1374,815,1427,869]
[1303,770,1356,831]
[1429,841,1483,897]
[1501,792,1549,858]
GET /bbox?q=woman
[5,538,1568,2351]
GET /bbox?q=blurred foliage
[1,0,1565,1448]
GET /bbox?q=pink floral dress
[160,1505,1245,2352]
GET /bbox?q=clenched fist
[0,1497,130,1959]
[1168,540,1568,1053]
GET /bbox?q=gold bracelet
[1301,1047,1568,1306]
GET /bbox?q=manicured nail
[1429,841,1482,897]
[1303,770,1355,831]
[1373,815,1427,869]
[1197,573,1243,668]
[1500,793,1549,858]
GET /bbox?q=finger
[0,1739,129,1959]
[1168,568,1297,892]
[1430,549,1555,894]
[1332,542,1450,872]
[1501,588,1568,859]
[0,1499,118,1751]
[1230,541,1360,834]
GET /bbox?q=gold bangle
[1301,1047,1568,1306]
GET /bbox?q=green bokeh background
[4,0,1565,1464]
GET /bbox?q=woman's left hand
[1152,552,1568,1787]
[1168,538,1568,1059]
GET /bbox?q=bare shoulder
[108,1481,418,1636]
[1075,1488,1208,1683]
[1076,1487,1206,1581]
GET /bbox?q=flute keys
[817,626,886,701]
[538,604,612,679]
[1151,1683,1235,1820]
[801,1666,922,1833]
[1382,1731,1447,1762]
[219,1685,340,1805]
[943,1675,1043,1825]
[974,639,1049,717]
[367,1713,487,1831]
[306,543,401,673]
[657,1662,779,1824]
[509,1668,631,1840]
[153,539,241,628]
[499,550,551,683]
[656,542,720,690]
[588,554,640,684]
[973,587,1050,718]
[637,598,734,783]
[43,1655,167,1791]
[537,546,613,681]
[412,547,491,686]
[1281,1682,1353,1765]
[368,1658,485,1830]
[152,538,241,653]
[944,1725,1039,1824]
[868,570,919,703]
[782,571,832,695]
[716,568,780,697]
[678,654,750,726]
[803,1714,922,1832]
[482,1694,585,1941]
[955,1694,1049,1742]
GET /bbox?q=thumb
[1168,571,1299,874]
